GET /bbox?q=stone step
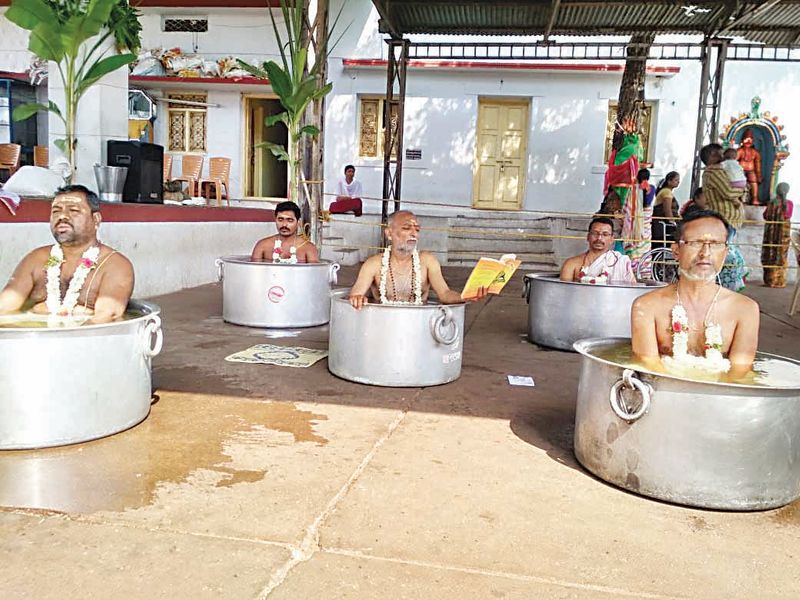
[450,216,552,231]
[447,236,552,253]
[447,251,557,268]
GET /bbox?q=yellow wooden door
[472,100,528,210]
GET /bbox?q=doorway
[243,96,288,198]
[472,99,529,210]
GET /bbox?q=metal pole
[381,38,409,232]
[691,38,729,192]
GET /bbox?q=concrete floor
[2,267,799,599]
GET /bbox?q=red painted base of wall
[1,199,275,224]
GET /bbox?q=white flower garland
[662,293,730,374]
[45,244,100,317]
[379,245,422,305]
[272,239,298,264]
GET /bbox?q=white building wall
[0,10,34,73]
[138,8,281,64]
[4,2,799,219]
[2,220,268,297]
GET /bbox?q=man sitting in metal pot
[348,210,487,309]
[251,201,319,264]
[631,210,759,377]
[560,216,635,285]
[0,185,134,325]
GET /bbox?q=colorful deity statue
[736,129,762,205]
[722,97,790,207]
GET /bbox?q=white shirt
[336,177,363,198]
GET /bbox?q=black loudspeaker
[107,140,164,203]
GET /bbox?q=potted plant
[6,0,141,180]
[239,0,344,243]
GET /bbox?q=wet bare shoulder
[721,289,759,318]
[634,284,673,309]
[419,251,441,267]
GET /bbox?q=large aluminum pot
[328,291,465,387]
[0,300,162,449]
[216,256,340,328]
[523,273,665,351]
[573,338,800,510]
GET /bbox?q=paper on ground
[507,375,535,387]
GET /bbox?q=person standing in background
[762,182,794,288]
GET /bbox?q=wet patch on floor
[0,392,328,514]
[688,515,710,531]
[769,499,800,526]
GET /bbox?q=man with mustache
[0,185,134,324]
[560,216,635,285]
[348,210,486,309]
[631,210,759,376]
[251,201,319,263]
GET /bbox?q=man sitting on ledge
[0,185,134,324]
[348,210,486,309]
[631,210,759,377]
[560,216,635,285]
[251,201,319,264]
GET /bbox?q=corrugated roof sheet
[372,1,800,46]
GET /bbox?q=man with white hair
[348,210,486,308]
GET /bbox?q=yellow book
[460,254,522,300]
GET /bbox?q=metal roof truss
[407,41,800,62]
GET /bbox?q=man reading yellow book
[461,254,522,300]
[348,210,489,308]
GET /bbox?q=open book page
[460,254,522,299]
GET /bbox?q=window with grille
[162,18,208,33]
[167,93,207,154]
[358,97,398,158]
[603,101,655,164]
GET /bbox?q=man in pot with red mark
[0,185,134,324]
[348,210,487,309]
[631,210,759,379]
[251,201,319,264]
[560,217,635,285]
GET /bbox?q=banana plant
[6,0,141,179]
[238,0,345,241]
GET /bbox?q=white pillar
[47,39,129,189]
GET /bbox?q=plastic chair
[33,145,48,168]
[198,157,231,207]
[789,228,800,316]
[0,143,21,178]
[163,153,173,183]
[171,155,203,197]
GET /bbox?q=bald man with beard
[348,210,487,309]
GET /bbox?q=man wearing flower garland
[631,210,759,379]
[0,185,134,324]
[251,201,319,263]
[560,217,635,285]
[348,210,486,309]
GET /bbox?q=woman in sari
[622,168,655,264]
[761,182,794,288]
[603,116,643,255]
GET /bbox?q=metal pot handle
[522,277,531,303]
[141,314,164,359]
[609,369,651,422]
[431,306,459,345]
[328,262,340,285]
[215,258,224,282]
